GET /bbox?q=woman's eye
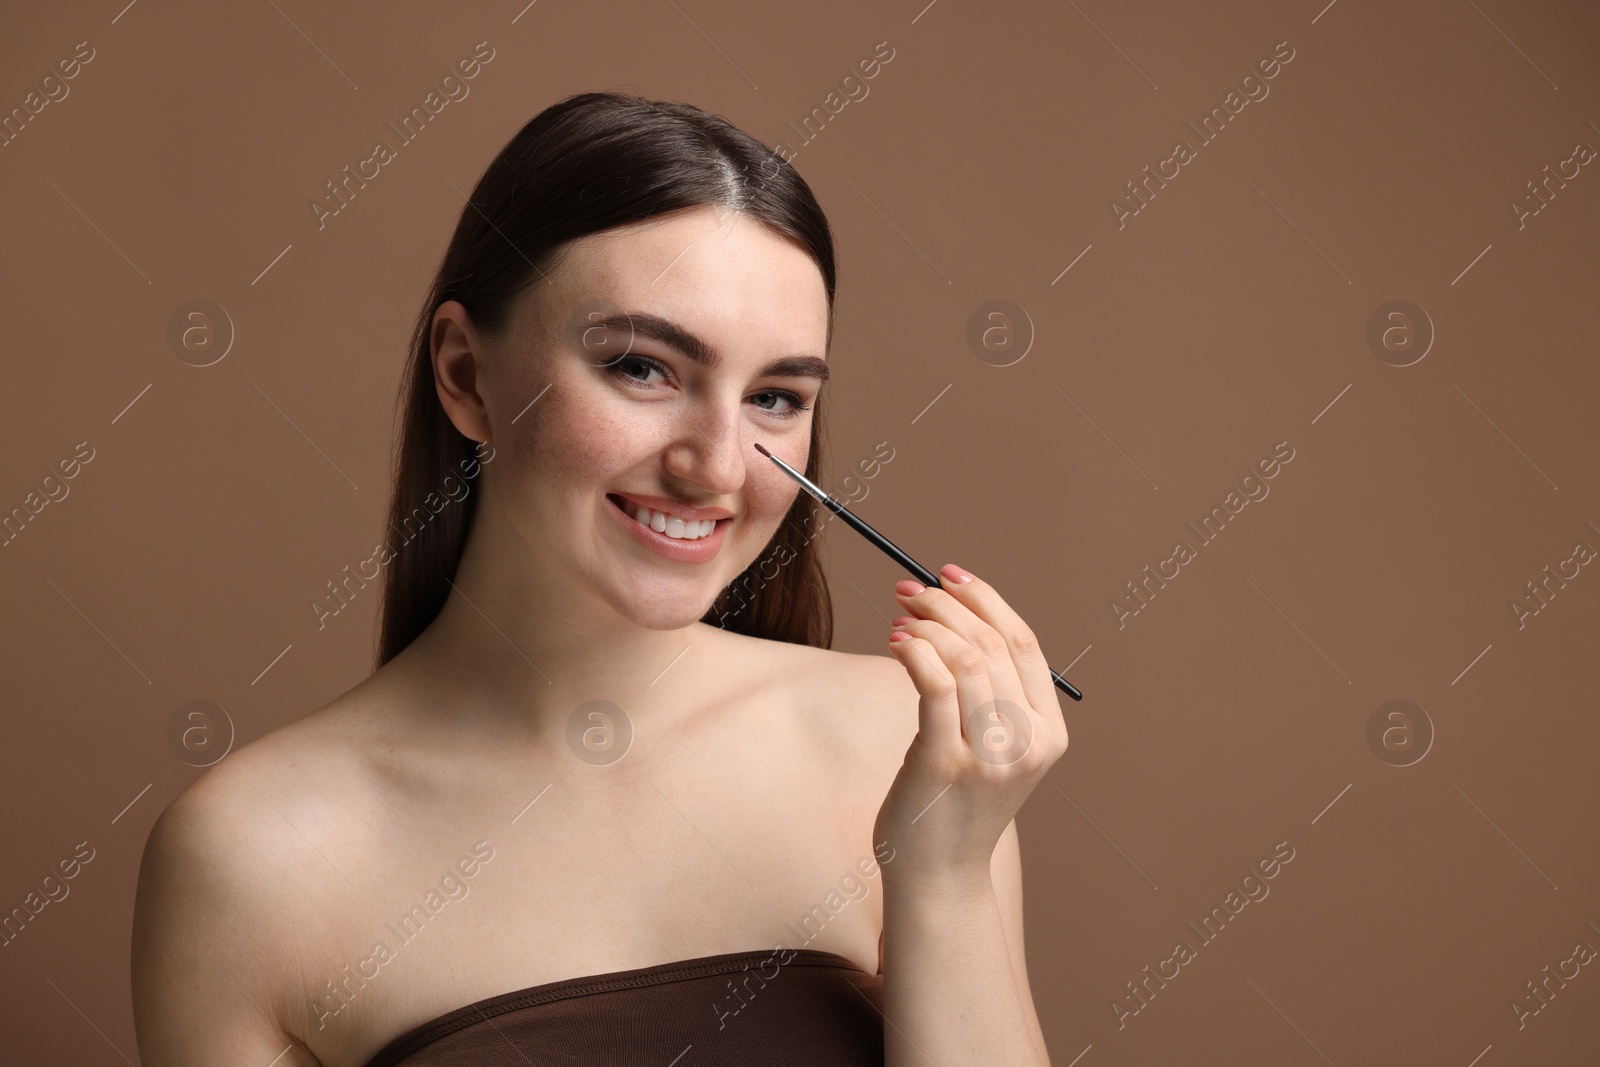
[609,355,666,385]
[606,356,811,420]
[751,391,811,419]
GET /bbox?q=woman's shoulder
[722,630,920,782]
[132,685,391,1060]
[136,680,393,925]
[715,625,915,702]
[148,680,387,847]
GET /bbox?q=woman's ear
[431,300,493,445]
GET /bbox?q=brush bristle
[753,442,771,457]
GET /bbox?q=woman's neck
[385,518,729,755]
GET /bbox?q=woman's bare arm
[990,818,1051,1062]
[872,567,1070,1066]
[879,821,1050,1066]
[132,771,320,1067]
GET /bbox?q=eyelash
[602,354,813,419]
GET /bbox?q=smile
[605,493,732,563]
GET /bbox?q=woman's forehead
[566,210,817,288]
[534,217,828,347]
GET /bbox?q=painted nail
[895,580,925,597]
[940,563,974,584]
[891,615,915,627]
[888,631,912,643]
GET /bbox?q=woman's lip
[605,493,730,563]
[607,491,734,522]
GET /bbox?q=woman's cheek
[512,384,612,464]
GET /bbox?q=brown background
[2,0,1597,1063]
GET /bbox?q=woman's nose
[663,397,745,493]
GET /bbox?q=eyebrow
[589,311,829,382]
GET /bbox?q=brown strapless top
[359,948,884,1066]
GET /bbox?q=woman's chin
[615,593,718,632]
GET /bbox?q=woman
[131,91,1066,1066]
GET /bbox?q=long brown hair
[376,91,837,668]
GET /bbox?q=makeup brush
[753,442,1082,701]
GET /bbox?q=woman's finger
[895,578,1034,717]
[886,624,968,756]
[924,565,1063,730]
[890,610,999,761]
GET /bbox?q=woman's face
[467,204,830,631]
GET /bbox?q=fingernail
[940,563,974,584]
[888,631,912,643]
[891,615,915,627]
[895,579,925,597]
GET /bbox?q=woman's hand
[873,563,1069,893]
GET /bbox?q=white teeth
[627,502,716,540]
